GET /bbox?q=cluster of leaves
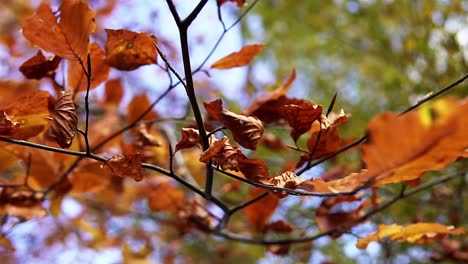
[0,0,466,262]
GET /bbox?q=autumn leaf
[68,42,110,93]
[48,89,78,148]
[199,136,244,171]
[134,123,161,147]
[316,195,369,238]
[148,182,185,212]
[264,220,294,233]
[238,158,270,181]
[0,90,52,140]
[217,0,246,8]
[22,1,96,63]
[19,51,61,80]
[204,99,264,150]
[211,44,264,69]
[283,101,322,141]
[69,161,112,193]
[104,79,124,106]
[307,110,350,159]
[0,187,47,220]
[105,29,157,71]
[106,153,143,181]
[244,188,279,231]
[126,93,159,125]
[175,128,202,152]
[356,223,466,249]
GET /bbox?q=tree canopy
[0,1,466,263]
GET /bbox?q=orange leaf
[69,161,112,193]
[245,68,296,120]
[316,195,369,238]
[238,158,269,181]
[126,93,158,125]
[48,90,78,148]
[199,136,244,171]
[356,223,466,249]
[211,44,264,69]
[134,123,161,147]
[307,110,350,159]
[68,42,110,93]
[244,188,279,231]
[106,153,143,181]
[105,29,157,71]
[22,1,96,62]
[0,187,47,220]
[217,0,246,8]
[0,90,52,140]
[349,98,468,187]
[175,128,202,152]
[19,51,61,80]
[204,99,264,150]
[264,220,294,233]
[283,101,322,142]
[148,182,185,212]
[104,79,124,106]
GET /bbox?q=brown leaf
[267,244,290,256]
[48,89,78,148]
[244,188,279,231]
[69,161,112,193]
[175,128,202,152]
[264,220,294,233]
[204,99,264,150]
[19,51,61,80]
[211,44,264,69]
[0,187,47,220]
[105,79,124,106]
[316,195,369,238]
[238,158,269,181]
[22,1,96,62]
[356,223,466,249]
[68,42,110,93]
[217,0,246,8]
[284,102,322,141]
[0,90,52,140]
[260,171,304,189]
[105,29,157,70]
[307,110,350,159]
[106,153,143,181]
[148,182,185,212]
[134,123,161,147]
[126,93,159,125]
[199,136,244,171]
[245,68,296,120]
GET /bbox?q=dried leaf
[316,195,369,238]
[106,153,143,181]
[126,93,158,125]
[244,188,279,231]
[356,223,466,249]
[175,128,202,152]
[264,220,294,233]
[217,0,246,8]
[105,29,157,70]
[22,1,96,62]
[306,110,350,159]
[260,171,304,189]
[134,123,161,147]
[48,89,78,148]
[204,99,264,150]
[238,158,269,181]
[105,79,124,106]
[199,136,244,171]
[245,68,296,120]
[69,162,112,193]
[267,244,290,256]
[0,187,47,220]
[0,90,52,140]
[68,42,110,93]
[148,182,185,212]
[211,44,264,69]
[283,102,322,141]
[19,51,61,80]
